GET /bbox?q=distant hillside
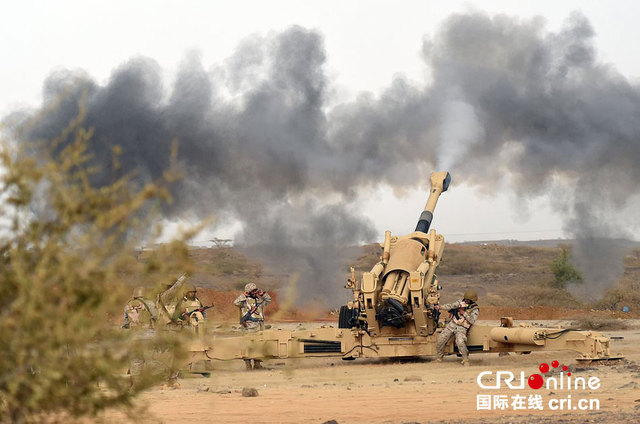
[125,241,640,313]
[456,238,640,249]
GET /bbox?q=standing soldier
[172,282,211,328]
[122,286,158,329]
[434,290,479,366]
[234,282,271,370]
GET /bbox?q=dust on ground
[103,319,640,424]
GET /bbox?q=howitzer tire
[338,305,357,329]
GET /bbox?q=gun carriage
[181,172,621,368]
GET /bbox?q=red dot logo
[567,372,571,376]
[551,360,559,368]
[539,363,550,373]
[562,365,568,371]
[528,374,544,389]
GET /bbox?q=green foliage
[0,120,194,422]
[550,248,583,288]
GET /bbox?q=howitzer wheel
[338,305,359,329]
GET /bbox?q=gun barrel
[415,171,451,233]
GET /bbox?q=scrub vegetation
[0,114,194,422]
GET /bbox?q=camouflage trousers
[242,322,264,369]
[436,323,469,359]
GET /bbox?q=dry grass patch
[570,315,629,330]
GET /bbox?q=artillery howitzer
[338,171,451,337]
[183,172,621,369]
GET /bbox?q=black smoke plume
[7,13,640,302]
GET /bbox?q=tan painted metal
[182,171,621,369]
[185,322,616,365]
[489,327,546,346]
[423,171,450,216]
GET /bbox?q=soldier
[122,286,158,329]
[434,290,479,366]
[234,282,271,370]
[172,282,210,327]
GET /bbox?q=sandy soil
[104,319,640,424]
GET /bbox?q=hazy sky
[2,0,640,243]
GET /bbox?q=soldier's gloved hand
[459,301,468,308]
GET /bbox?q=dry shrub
[598,280,640,312]
[0,118,194,421]
[438,244,557,276]
[480,306,634,320]
[504,283,582,308]
[570,316,629,330]
[480,293,510,307]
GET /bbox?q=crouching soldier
[434,290,479,366]
[172,282,212,328]
[234,282,271,370]
[123,286,158,329]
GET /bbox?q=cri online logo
[477,359,601,390]
[529,360,566,389]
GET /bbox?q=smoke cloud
[424,12,640,299]
[7,13,640,302]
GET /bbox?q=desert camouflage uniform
[172,293,205,326]
[233,292,272,331]
[234,283,271,369]
[123,289,158,329]
[435,299,479,361]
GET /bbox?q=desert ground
[103,318,640,424]
[98,243,640,423]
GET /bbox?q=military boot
[253,360,265,370]
[244,359,253,370]
[461,358,470,367]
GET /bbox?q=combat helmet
[133,286,145,298]
[183,282,197,293]
[463,290,478,303]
